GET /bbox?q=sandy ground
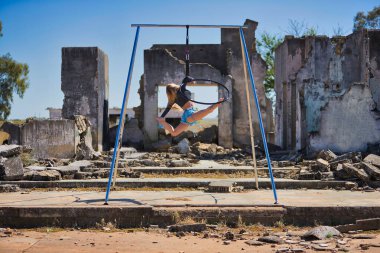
[1,229,379,253]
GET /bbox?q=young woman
[156,83,222,137]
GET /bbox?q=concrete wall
[275,29,380,154]
[143,49,232,146]
[61,47,109,151]
[20,120,78,159]
[143,19,274,148]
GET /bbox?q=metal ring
[179,77,230,105]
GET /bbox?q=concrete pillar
[222,19,271,147]
[218,76,233,148]
[143,49,185,145]
[61,47,109,151]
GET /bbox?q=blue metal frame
[104,26,140,204]
[104,24,278,205]
[239,28,279,204]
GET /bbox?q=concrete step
[1,190,380,228]
[0,178,350,189]
[118,166,299,174]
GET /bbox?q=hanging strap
[185,25,190,76]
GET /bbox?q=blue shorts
[181,107,198,126]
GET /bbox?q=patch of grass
[177,216,198,225]
[274,220,285,229]
[95,218,116,230]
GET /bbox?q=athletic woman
[156,83,222,137]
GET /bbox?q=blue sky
[0,0,378,119]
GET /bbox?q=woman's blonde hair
[166,83,180,105]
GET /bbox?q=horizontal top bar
[131,24,248,29]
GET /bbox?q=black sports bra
[160,88,191,117]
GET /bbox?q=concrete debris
[74,115,91,134]
[224,231,234,240]
[24,166,47,171]
[315,159,330,172]
[167,160,191,167]
[48,166,79,178]
[74,115,100,160]
[334,164,352,180]
[245,240,265,246]
[0,145,22,158]
[342,163,370,182]
[301,226,341,240]
[168,223,206,233]
[23,169,61,181]
[110,147,137,157]
[140,159,160,167]
[0,156,24,181]
[69,160,93,169]
[344,182,357,190]
[176,138,190,154]
[359,162,380,180]
[317,150,337,162]
[257,235,284,244]
[363,154,380,168]
[74,171,93,179]
[360,243,380,250]
[352,234,377,239]
[208,181,234,193]
[335,218,380,233]
[0,184,21,192]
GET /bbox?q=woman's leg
[160,121,189,137]
[187,103,220,123]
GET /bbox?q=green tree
[257,19,318,101]
[257,32,283,94]
[0,20,29,120]
[354,6,380,31]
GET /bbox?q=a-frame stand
[104,24,278,205]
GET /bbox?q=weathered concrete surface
[61,47,109,151]
[0,190,380,227]
[21,119,77,159]
[143,19,274,148]
[310,83,380,153]
[0,178,352,189]
[275,30,380,154]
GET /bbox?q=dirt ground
[1,229,379,253]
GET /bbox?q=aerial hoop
[179,76,230,105]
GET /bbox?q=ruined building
[140,19,274,148]
[61,47,109,151]
[274,29,380,154]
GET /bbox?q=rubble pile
[0,140,380,184]
[160,223,379,252]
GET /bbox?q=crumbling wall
[275,29,380,154]
[222,19,273,147]
[310,83,380,152]
[21,119,78,159]
[61,47,109,151]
